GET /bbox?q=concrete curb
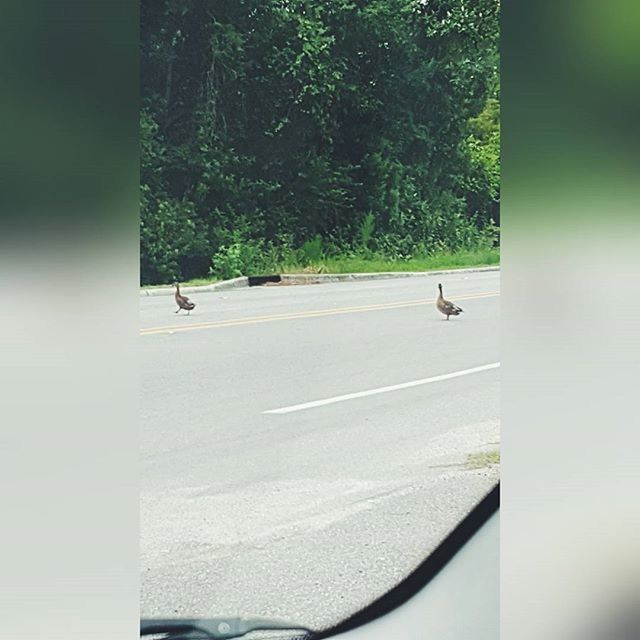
[279,266,499,286]
[140,276,248,297]
[140,266,499,297]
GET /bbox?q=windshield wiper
[140,616,312,640]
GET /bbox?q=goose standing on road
[436,283,463,320]
[174,283,196,315]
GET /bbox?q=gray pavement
[140,271,500,630]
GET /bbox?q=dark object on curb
[248,274,282,287]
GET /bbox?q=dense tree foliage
[141,0,499,284]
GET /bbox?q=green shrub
[298,234,324,265]
[358,212,376,256]
[210,235,266,279]
[140,188,211,285]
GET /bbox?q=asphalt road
[140,271,500,631]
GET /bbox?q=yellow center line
[140,291,500,336]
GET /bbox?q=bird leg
[175,308,180,314]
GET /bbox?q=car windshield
[140,0,500,634]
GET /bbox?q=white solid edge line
[264,362,500,415]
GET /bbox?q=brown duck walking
[174,283,196,315]
[436,283,463,320]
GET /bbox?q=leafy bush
[140,188,210,285]
[298,235,324,265]
[210,235,266,279]
[358,212,376,255]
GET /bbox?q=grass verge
[283,248,499,275]
[142,248,499,289]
